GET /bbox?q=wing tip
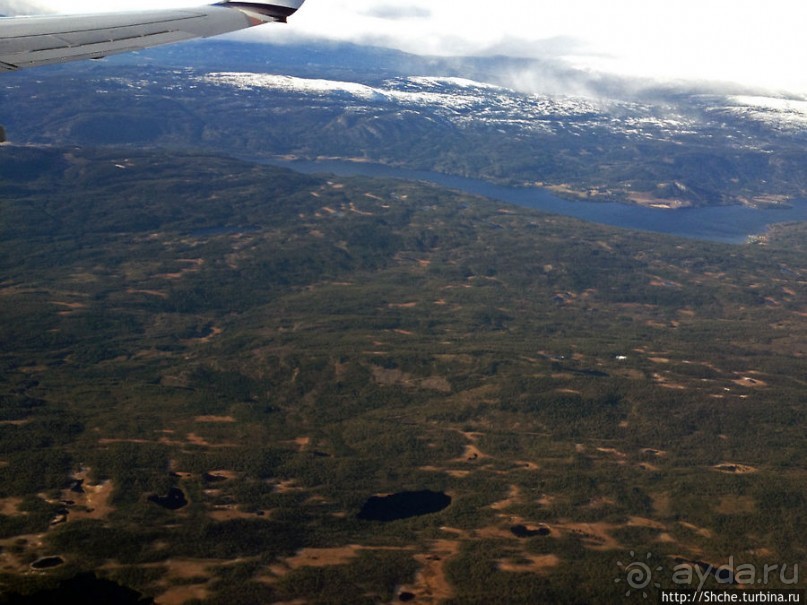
[218,0,304,22]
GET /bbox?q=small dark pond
[357,490,451,522]
[148,487,188,511]
[68,479,84,494]
[202,472,227,483]
[30,556,64,570]
[510,524,551,538]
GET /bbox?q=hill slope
[0,145,805,602]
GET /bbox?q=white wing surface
[0,0,304,71]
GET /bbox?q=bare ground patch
[627,516,666,530]
[17,366,49,375]
[126,288,168,299]
[452,444,489,463]
[148,558,249,605]
[733,376,768,388]
[713,463,758,474]
[498,553,561,574]
[288,436,311,451]
[66,480,115,522]
[420,376,452,392]
[267,545,411,581]
[0,418,31,426]
[158,433,236,449]
[208,506,270,522]
[194,415,235,423]
[51,300,87,317]
[491,485,522,512]
[51,301,87,311]
[552,521,623,551]
[653,373,688,390]
[99,438,152,445]
[0,533,48,574]
[283,546,361,570]
[157,258,205,280]
[473,525,522,540]
[419,465,443,473]
[679,521,714,539]
[0,497,24,516]
[52,467,116,523]
[397,540,461,604]
[419,466,472,479]
[274,479,305,494]
[185,326,223,344]
[585,496,616,509]
[596,447,628,459]
[651,492,672,516]
[157,585,209,605]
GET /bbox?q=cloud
[0,0,51,15]
[361,5,431,20]
[268,0,807,96]
[25,0,807,96]
[480,36,588,61]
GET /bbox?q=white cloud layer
[5,0,807,96]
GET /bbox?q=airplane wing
[0,0,304,72]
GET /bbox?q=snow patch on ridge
[724,95,807,129]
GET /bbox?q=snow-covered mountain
[720,95,807,132]
[3,45,806,207]
[197,72,806,149]
[198,72,674,136]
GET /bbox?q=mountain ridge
[2,40,806,208]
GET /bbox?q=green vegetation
[0,146,804,602]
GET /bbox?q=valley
[2,40,806,210]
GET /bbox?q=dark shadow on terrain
[0,573,153,604]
